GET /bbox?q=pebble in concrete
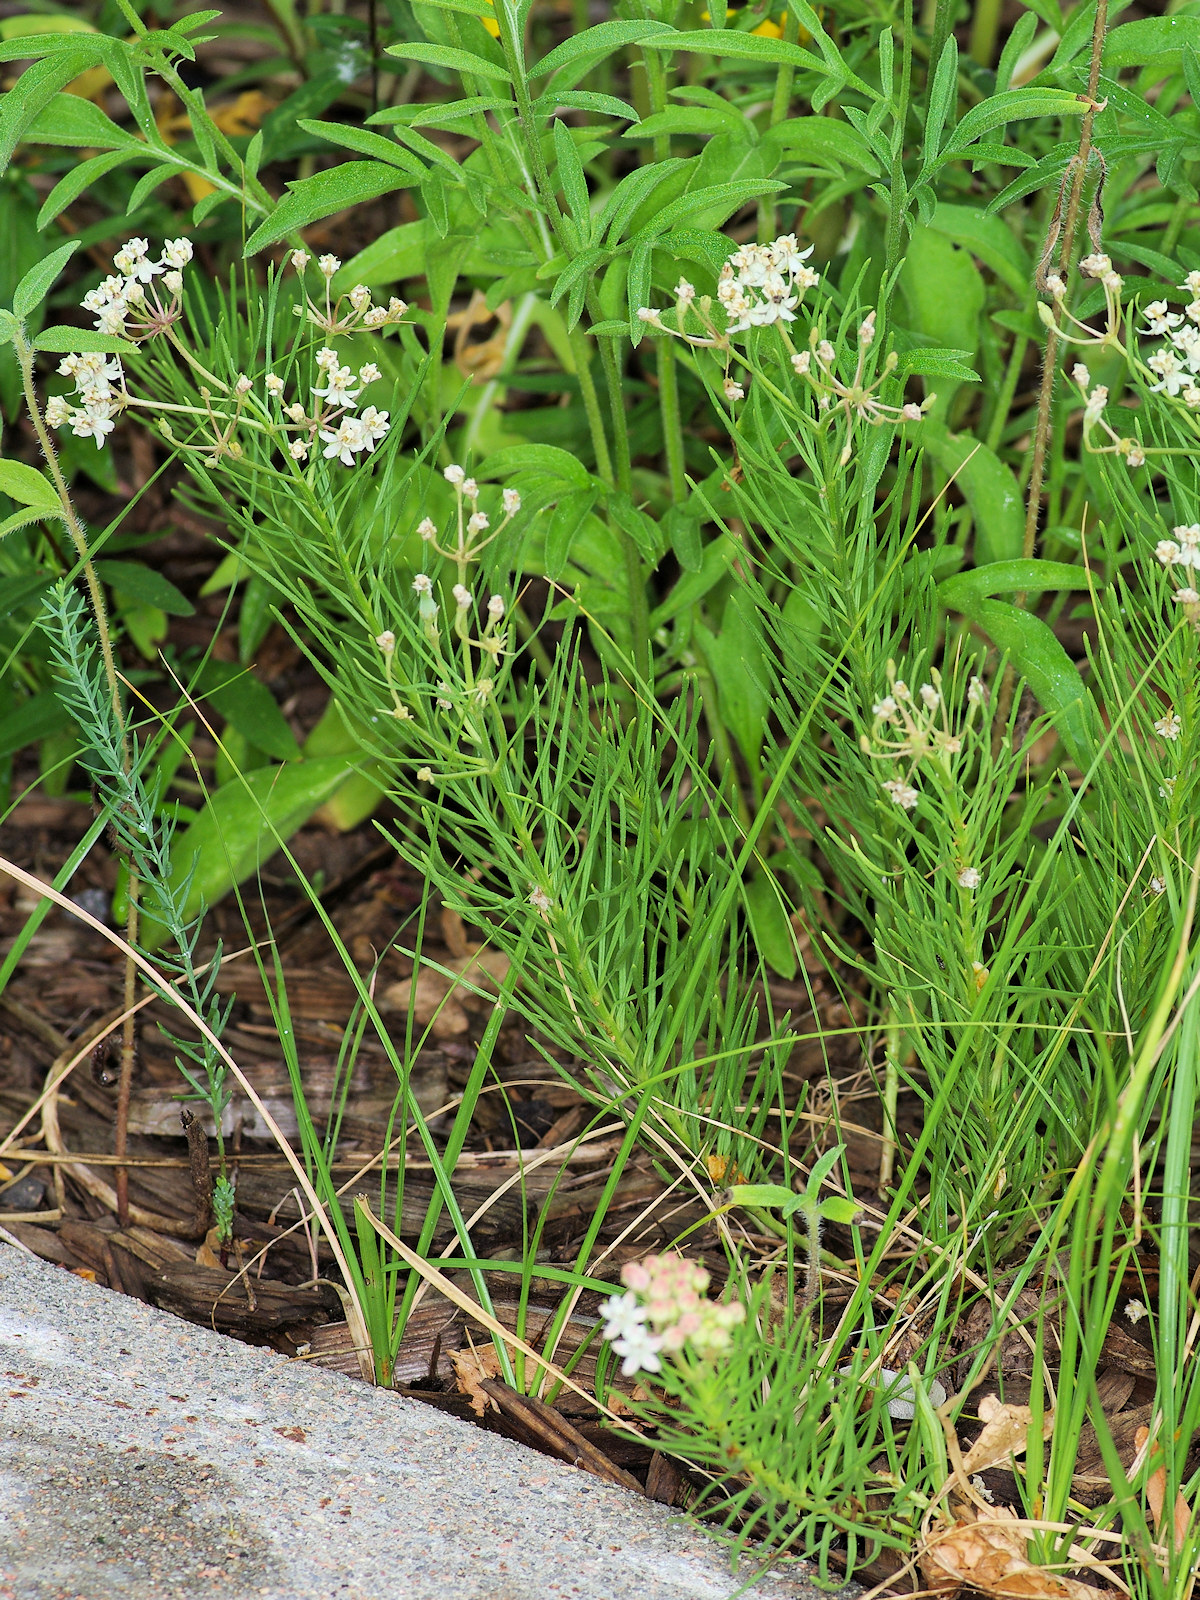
[0,1246,844,1600]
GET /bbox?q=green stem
[658,341,688,504]
[15,321,141,1225]
[885,0,914,275]
[761,9,801,239]
[967,0,1004,67]
[566,323,614,484]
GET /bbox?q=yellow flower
[699,7,785,36]
[478,0,500,37]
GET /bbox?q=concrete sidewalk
[0,1246,842,1600]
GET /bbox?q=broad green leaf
[23,91,136,149]
[553,118,592,242]
[197,660,302,762]
[919,424,1024,565]
[743,868,798,979]
[12,239,78,318]
[641,27,834,79]
[969,598,1097,769]
[383,41,512,83]
[938,560,1093,612]
[479,443,593,488]
[1103,14,1200,74]
[895,346,980,383]
[922,35,958,165]
[533,20,675,80]
[726,1182,802,1216]
[763,115,878,174]
[38,148,138,228]
[0,50,95,168]
[535,89,638,122]
[628,178,785,247]
[0,32,107,59]
[941,87,1088,158]
[244,161,419,255]
[626,106,747,142]
[296,119,426,173]
[927,203,1031,296]
[32,325,135,353]
[544,489,597,576]
[0,689,70,764]
[0,458,60,514]
[336,221,429,288]
[141,755,355,949]
[93,559,195,618]
[598,157,689,246]
[605,489,663,564]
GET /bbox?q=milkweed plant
[5,1,1200,1587]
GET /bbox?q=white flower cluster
[1153,521,1200,614]
[46,236,193,448]
[599,1253,745,1378]
[865,665,989,813]
[283,345,390,466]
[635,233,819,350]
[1142,270,1200,406]
[716,234,820,333]
[291,250,407,338]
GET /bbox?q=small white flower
[1155,712,1182,741]
[957,867,981,891]
[348,284,371,312]
[636,306,661,325]
[1160,776,1177,799]
[792,351,811,376]
[1125,1298,1148,1323]
[358,363,381,383]
[1071,362,1091,389]
[461,477,479,501]
[1156,540,1181,567]
[417,766,433,782]
[265,373,285,395]
[417,517,437,540]
[901,402,923,421]
[291,249,310,272]
[892,680,911,701]
[318,253,341,279]
[161,237,193,268]
[873,697,897,720]
[285,402,308,424]
[412,573,434,596]
[357,406,389,450]
[234,374,253,395]
[376,630,395,654]
[599,1291,646,1342]
[1045,272,1066,299]
[1148,877,1166,897]
[487,594,505,621]
[883,779,919,810]
[1080,253,1112,279]
[444,464,465,486]
[319,416,368,465]
[45,395,72,427]
[452,583,471,609]
[315,346,339,371]
[611,1323,663,1378]
[528,885,554,913]
[1083,385,1109,425]
[313,364,360,408]
[288,438,309,461]
[363,306,389,327]
[69,401,117,445]
[1126,443,1146,469]
[502,488,521,516]
[161,269,183,295]
[674,278,695,305]
[919,684,939,710]
[816,340,836,365]
[467,511,489,535]
[858,311,876,347]
[967,677,987,707]
[723,377,744,402]
[1174,588,1199,605]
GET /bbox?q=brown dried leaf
[381,949,510,1038]
[962,1395,1055,1475]
[1136,1425,1192,1554]
[449,1344,504,1418]
[920,1507,1114,1600]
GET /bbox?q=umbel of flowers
[46,240,405,470]
[599,1252,746,1377]
[863,664,988,814]
[634,233,932,457]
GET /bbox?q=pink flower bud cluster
[599,1252,745,1377]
